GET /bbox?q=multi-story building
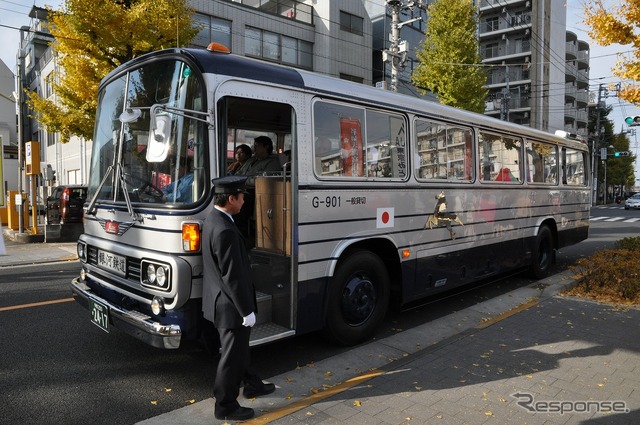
[564,31,590,137]
[478,0,572,133]
[0,59,18,198]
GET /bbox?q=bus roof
[103,47,587,151]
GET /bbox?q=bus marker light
[206,42,230,54]
[402,249,410,259]
[182,223,200,252]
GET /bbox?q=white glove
[242,312,256,327]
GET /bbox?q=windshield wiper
[85,162,141,222]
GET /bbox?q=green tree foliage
[584,0,640,104]
[27,0,198,143]
[412,0,487,113]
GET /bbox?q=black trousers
[214,326,251,415]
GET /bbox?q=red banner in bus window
[340,117,364,177]
[152,171,172,189]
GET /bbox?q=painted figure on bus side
[425,191,463,239]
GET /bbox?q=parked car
[624,193,640,210]
[47,185,88,224]
[28,196,47,216]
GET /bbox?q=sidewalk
[138,270,639,425]
[0,228,78,267]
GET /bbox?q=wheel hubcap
[341,273,377,326]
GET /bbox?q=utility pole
[592,83,620,205]
[383,0,425,92]
[500,65,510,121]
[15,60,24,233]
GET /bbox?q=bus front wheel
[529,225,555,279]
[323,251,390,346]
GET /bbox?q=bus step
[256,291,272,325]
[249,322,295,347]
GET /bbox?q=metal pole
[15,62,24,233]
[593,84,603,206]
[603,160,607,204]
[390,1,400,92]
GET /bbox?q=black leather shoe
[243,382,276,399]
[215,406,254,421]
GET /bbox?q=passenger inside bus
[234,136,281,244]
[227,144,252,175]
[236,136,282,184]
[162,158,194,203]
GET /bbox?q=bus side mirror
[146,109,172,163]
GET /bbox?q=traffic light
[624,116,640,126]
[614,151,630,157]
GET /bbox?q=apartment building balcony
[485,65,531,87]
[576,109,588,125]
[565,106,578,122]
[485,92,530,113]
[565,83,577,101]
[565,62,578,81]
[576,69,589,89]
[482,41,531,60]
[577,49,589,67]
[478,0,530,12]
[576,90,589,107]
[479,13,532,37]
[566,42,577,60]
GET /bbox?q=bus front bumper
[71,277,182,349]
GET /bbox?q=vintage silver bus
[71,43,590,349]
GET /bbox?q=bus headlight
[77,241,87,262]
[156,266,167,287]
[147,263,156,283]
[141,260,171,290]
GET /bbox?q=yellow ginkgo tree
[27,0,198,143]
[412,0,488,113]
[584,0,640,104]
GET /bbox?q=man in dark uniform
[202,176,275,421]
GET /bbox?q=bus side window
[313,101,364,178]
[415,118,473,182]
[478,131,522,183]
[526,141,558,184]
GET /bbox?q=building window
[245,27,312,69]
[46,131,56,147]
[486,17,499,32]
[339,11,363,36]
[228,0,313,25]
[44,73,54,98]
[339,74,363,84]
[192,14,231,48]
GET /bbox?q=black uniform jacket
[202,208,257,328]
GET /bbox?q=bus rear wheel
[529,225,555,279]
[323,251,390,346]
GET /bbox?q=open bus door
[219,94,297,345]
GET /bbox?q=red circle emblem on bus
[381,211,390,224]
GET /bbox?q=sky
[0,0,638,181]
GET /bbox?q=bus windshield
[88,59,207,208]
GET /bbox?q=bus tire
[529,225,555,279]
[323,251,390,346]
